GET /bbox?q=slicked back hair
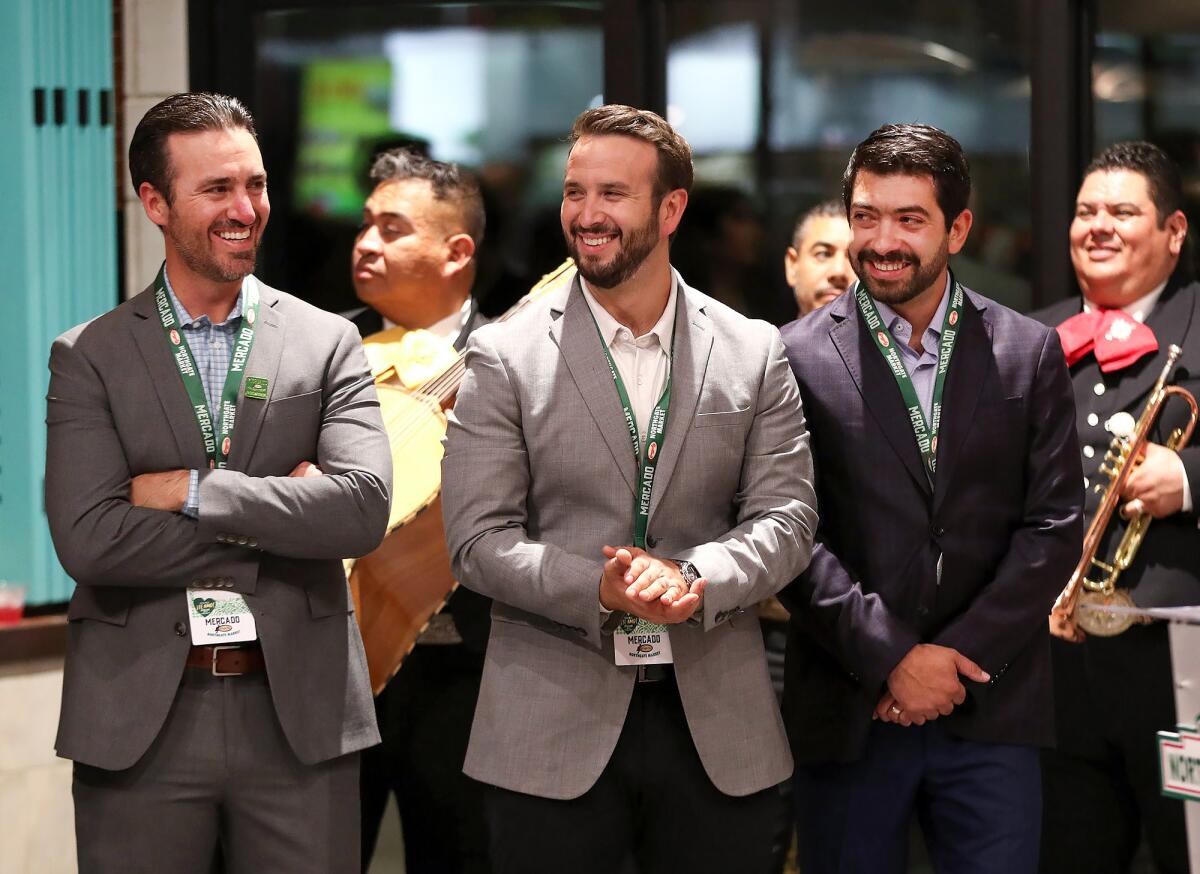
[568,104,694,199]
[792,199,845,246]
[1085,141,1185,227]
[129,92,257,204]
[842,123,971,231]
[369,148,486,245]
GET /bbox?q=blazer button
[237,536,248,546]
[931,525,945,538]
[174,622,187,637]
[646,535,658,548]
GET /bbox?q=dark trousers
[360,643,489,874]
[73,669,360,874]
[1040,624,1188,874]
[794,720,1041,874]
[483,674,786,874]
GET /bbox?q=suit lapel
[227,282,284,471]
[549,277,638,494]
[130,285,209,468]
[930,292,991,513]
[828,292,932,497]
[648,279,712,522]
[1109,280,1196,415]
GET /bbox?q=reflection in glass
[666,1,1032,323]
[254,4,603,315]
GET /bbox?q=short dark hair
[1085,141,1184,227]
[792,199,844,245]
[569,104,694,198]
[369,148,486,245]
[128,92,257,204]
[842,123,971,230]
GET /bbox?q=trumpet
[1051,344,1199,640]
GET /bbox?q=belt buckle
[210,644,242,677]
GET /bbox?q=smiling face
[142,127,269,287]
[847,171,971,306]
[1070,169,1187,307]
[785,214,855,315]
[560,134,684,290]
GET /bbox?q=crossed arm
[45,323,391,590]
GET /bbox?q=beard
[165,218,260,284]
[565,210,659,290]
[853,238,949,306]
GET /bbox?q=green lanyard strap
[855,277,964,480]
[154,265,259,470]
[589,308,677,551]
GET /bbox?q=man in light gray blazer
[442,104,817,874]
[45,93,390,873]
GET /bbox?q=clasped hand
[600,545,706,625]
[874,643,990,727]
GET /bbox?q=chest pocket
[259,388,323,466]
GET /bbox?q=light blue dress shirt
[873,275,952,421]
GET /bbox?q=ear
[1167,209,1189,257]
[659,189,689,238]
[139,181,170,228]
[442,233,476,279]
[784,246,801,287]
[947,208,974,256]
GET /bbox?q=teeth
[581,235,615,247]
[217,229,251,241]
[873,261,907,272]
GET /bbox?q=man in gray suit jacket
[442,104,817,874]
[45,93,390,873]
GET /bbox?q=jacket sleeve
[441,329,608,647]
[196,321,392,560]
[672,329,820,630]
[932,328,1085,678]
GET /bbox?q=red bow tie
[1056,308,1158,372]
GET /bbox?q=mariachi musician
[346,148,493,874]
[1033,142,1200,874]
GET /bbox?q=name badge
[614,615,673,665]
[186,589,258,645]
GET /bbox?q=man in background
[1035,141,1199,874]
[784,199,855,317]
[349,148,491,873]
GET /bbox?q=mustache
[858,248,918,267]
[571,223,620,237]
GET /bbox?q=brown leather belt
[186,644,266,677]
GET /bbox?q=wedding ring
[888,704,902,717]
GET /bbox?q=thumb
[953,651,990,683]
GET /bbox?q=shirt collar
[162,265,247,327]
[386,296,473,341]
[1082,280,1168,323]
[874,273,952,350]
[580,273,679,353]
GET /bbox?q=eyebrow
[197,173,267,188]
[850,201,931,217]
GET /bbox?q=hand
[599,546,706,625]
[610,545,689,605]
[1121,442,1185,519]
[130,469,190,512]
[289,461,323,478]
[875,692,920,726]
[886,644,990,723]
[1049,605,1086,644]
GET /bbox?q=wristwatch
[673,560,700,585]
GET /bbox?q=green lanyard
[855,276,964,480]
[154,265,259,469]
[589,309,677,550]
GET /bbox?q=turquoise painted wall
[0,0,117,606]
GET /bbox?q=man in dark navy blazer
[780,123,1084,874]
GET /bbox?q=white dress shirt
[581,277,678,446]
